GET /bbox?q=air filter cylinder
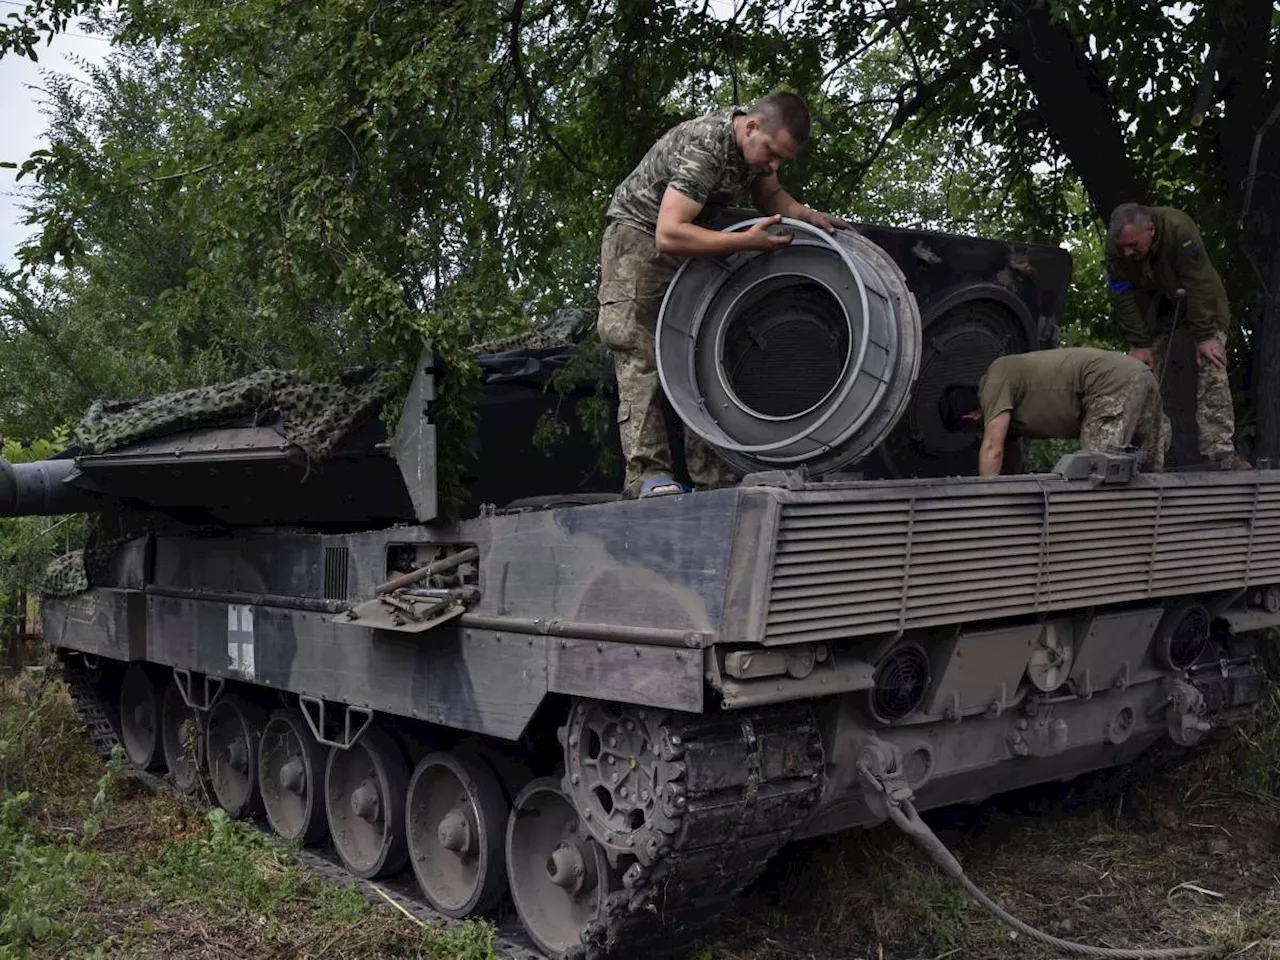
[655,217,922,477]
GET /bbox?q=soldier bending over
[941,347,1171,477]
[1106,203,1245,469]
[597,91,849,498]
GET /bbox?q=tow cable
[861,762,1278,960]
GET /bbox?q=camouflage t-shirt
[979,347,1146,439]
[606,107,760,234]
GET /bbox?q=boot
[1210,453,1253,471]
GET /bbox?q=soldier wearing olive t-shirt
[940,347,1170,476]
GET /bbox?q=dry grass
[718,692,1280,960]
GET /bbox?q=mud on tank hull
[43,463,1280,959]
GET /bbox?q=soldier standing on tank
[941,347,1171,476]
[1105,203,1246,469]
[597,91,850,498]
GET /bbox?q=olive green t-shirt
[978,348,1145,439]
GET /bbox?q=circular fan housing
[657,218,922,477]
[1155,602,1210,671]
[867,644,931,724]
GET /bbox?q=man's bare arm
[978,412,1011,477]
[751,176,850,234]
[655,188,791,257]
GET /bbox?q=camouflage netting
[73,364,403,458]
[41,363,404,597]
[468,308,596,356]
[42,550,88,597]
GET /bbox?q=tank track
[61,659,821,960]
[573,706,824,960]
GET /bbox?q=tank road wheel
[406,750,509,917]
[259,709,329,844]
[506,778,616,958]
[325,727,409,878]
[206,694,267,820]
[118,664,165,771]
[161,681,205,794]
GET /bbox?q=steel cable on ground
[887,793,1279,960]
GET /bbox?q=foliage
[0,673,500,959]
[0,0,1275,496]
[0,672,94,798]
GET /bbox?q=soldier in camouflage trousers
[941,348,1170,476]
[1106,203,1243,468]
[597,91,850,498]
[1077,369,1171,473]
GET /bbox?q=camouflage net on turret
[41,550,88,597]
[73,364,403,458]
[40,363,405,597]
[467,308,596,356]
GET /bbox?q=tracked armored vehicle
[22,216,1278,959]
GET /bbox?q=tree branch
[1190,44,1223,127]
[508,0,604,181]
[1238,92,1280,228]
[131,162,219,186]
[888,34,1004,131]
[829,32,1005,195]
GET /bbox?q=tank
[26,217,1278,960]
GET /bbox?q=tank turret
[0,351,438,527]
[1,220,1072,522]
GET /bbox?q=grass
[718,684,1280,960]
[0,667,501,960]
[2,662,1278,960]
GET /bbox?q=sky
[0,20,111,269]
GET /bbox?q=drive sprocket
[560,700,680,866]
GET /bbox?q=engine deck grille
[323,546,350,600]
[764,477,1280,644]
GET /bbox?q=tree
[806,0,1280,461]
[4,0,1275,467]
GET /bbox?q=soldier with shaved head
[597,91,851,499]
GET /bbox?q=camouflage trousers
[1078,368,1171,472]
[596,222,737,498]
[1151,330,1235,461]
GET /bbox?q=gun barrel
[0,457,106,517]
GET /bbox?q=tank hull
[41,465,1280,957]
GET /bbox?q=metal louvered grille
[764,480,1280,644]
[323,546,350,600]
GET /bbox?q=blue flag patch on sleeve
[1108,279,1134,292]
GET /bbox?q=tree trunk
[1002,0,1148,218]
[1209,0,1279,459]
[1250,233,1280,462]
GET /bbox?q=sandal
[640,474,686,498]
